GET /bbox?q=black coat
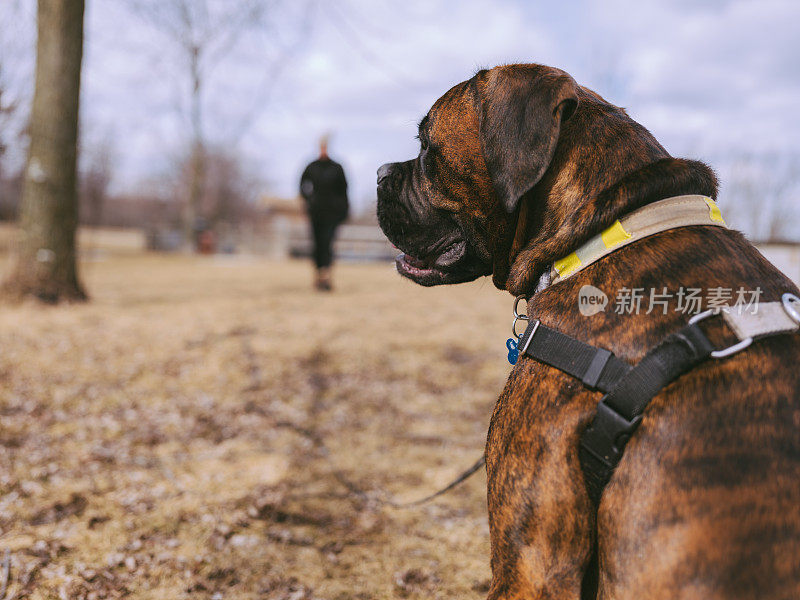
[300,157,349,224]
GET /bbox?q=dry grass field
[0,252,512,599]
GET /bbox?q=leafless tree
[0,67,22,219]
[192,146,260,226]
[0,0,34,220]
[124,0,310,248]
[0,67,19,169]
[79,137,115,227]
[721,152,800,243]
[2,0,87,303]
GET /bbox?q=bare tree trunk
[2,0,87,303]
[184,44,204,250]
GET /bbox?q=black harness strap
[518,318,717,505]
[518,321,631,393]
[518,307,797,505]
[578,322,715,505]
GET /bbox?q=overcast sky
[3,0,800,238]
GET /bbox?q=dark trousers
[310,213,339,269]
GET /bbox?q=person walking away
[299,136,349,291]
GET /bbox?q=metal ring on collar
[513,295,528,319]
[782,292,800,324]
[512,314,529,339]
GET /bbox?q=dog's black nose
[377,163,393,186]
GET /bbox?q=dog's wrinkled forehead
[419,79,495,215]
[424,81,478,151]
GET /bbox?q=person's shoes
[315,269,333,292]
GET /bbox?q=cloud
[7,0,800,235]
[242,0,559,204]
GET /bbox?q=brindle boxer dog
[376,64,800,599]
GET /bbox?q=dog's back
[503,225,800,599]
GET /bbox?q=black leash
[388,456,486,507]
[334,456,486,508]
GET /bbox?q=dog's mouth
[395,240,482,286]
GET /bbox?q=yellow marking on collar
[554,251,582,278]
[600,220,632,249]
[703,197,726,224]
[548,195,730,284]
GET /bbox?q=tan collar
[546,194,727,285]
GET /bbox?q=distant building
[260,195,307,226]
[258,195,395,261]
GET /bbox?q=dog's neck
[500,156,719,296]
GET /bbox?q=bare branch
[119,0,315,246]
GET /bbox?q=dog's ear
[477,66,579,213]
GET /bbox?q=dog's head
[377,64,706,294]
[376,64,581,288]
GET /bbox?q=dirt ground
[0,254,513,599]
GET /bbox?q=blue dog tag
[506,338,519,365]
